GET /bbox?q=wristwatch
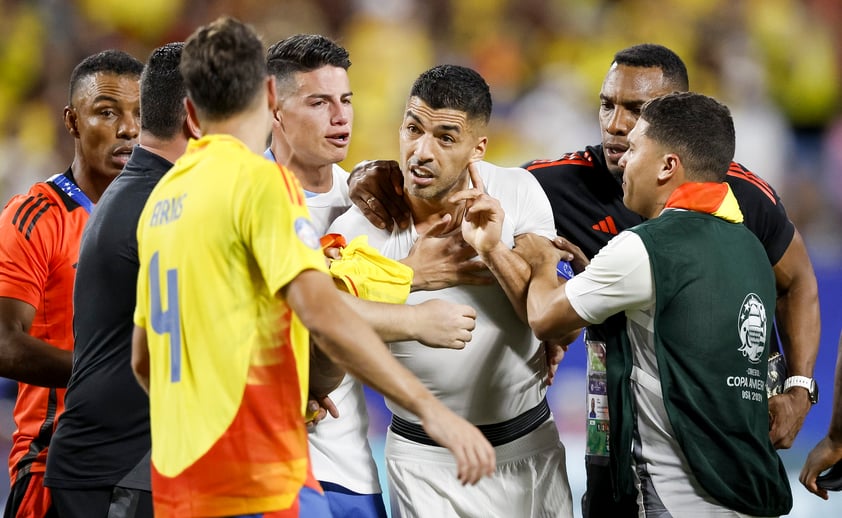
[783,376,819,404]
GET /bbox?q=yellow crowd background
[2,0,841,267]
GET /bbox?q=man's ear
[266,76,277,112]
[470,135,488,162]
[272,106,283,129]
[267,77,284,129]
[63,106,79,138]
[184,97,201,138]
[658,153,680,183]
[183,100,201,139]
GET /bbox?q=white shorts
[386,418,573,518]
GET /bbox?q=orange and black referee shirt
[0,169,89,485]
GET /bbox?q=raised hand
[449,162,505,256]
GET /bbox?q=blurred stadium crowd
[1,0,841,266]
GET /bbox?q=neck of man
[270,140,334,193]
[140,132,189,165]
[646,201,667,220]
[202,104,270,156]
[408,174,470,234]
[69,155,110,204]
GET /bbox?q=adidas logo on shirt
[592,216,618,235]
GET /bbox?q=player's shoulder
[725,161,780,205]
[327,203,377,241]
[477,160,530,177]
[1,179,85,242]
[477,160,542,193]
[522,149,597,173]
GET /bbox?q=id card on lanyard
[585,334,610,457]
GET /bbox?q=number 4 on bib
[149,251,182,383]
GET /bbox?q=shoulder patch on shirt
[294,218,321,250]
[525,151,594,171]
[11,193,54,241]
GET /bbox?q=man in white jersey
[265,36,482,518]
[328,64,573,518]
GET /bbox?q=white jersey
[303,164,381,494]
[328,161,556,424]
[303,164,352,236]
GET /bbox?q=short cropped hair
[613,44,689,92]
[180,16,267,121]
[140,42,186,139]
[68,50,144,105]
[640,92,735,182]
[266,34,350,95]
[409,65,492,125]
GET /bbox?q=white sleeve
[327,205,370,241]
[564,231,654,324]
[480,162,556,240]
[510,167,556,240]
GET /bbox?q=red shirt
[0,172,89,483]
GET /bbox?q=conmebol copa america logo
[294,218,321,250]
[738,293,767,364]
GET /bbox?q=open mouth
[112,146,134,166]
[326,133,350,146]
[409,165,434,186]
[604,144,628,164]
[410,165,434,179]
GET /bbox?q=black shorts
[581,456,638,518]
[50,486,152,518]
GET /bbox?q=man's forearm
[776,284,820,378]
[480,241,531,323]
[0,333,72,387]
[773,230,820,378]
[338,292,413,342]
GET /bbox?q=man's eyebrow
[436,123,461,133]
[405,110,462,133]
[306,92,353,100]
[91,95,121,104]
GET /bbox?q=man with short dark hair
[45,42,197,518]
[328,64,573,517]
[519,91,793,517]
[0,49,142,518]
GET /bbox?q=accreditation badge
[586,338,610,457]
